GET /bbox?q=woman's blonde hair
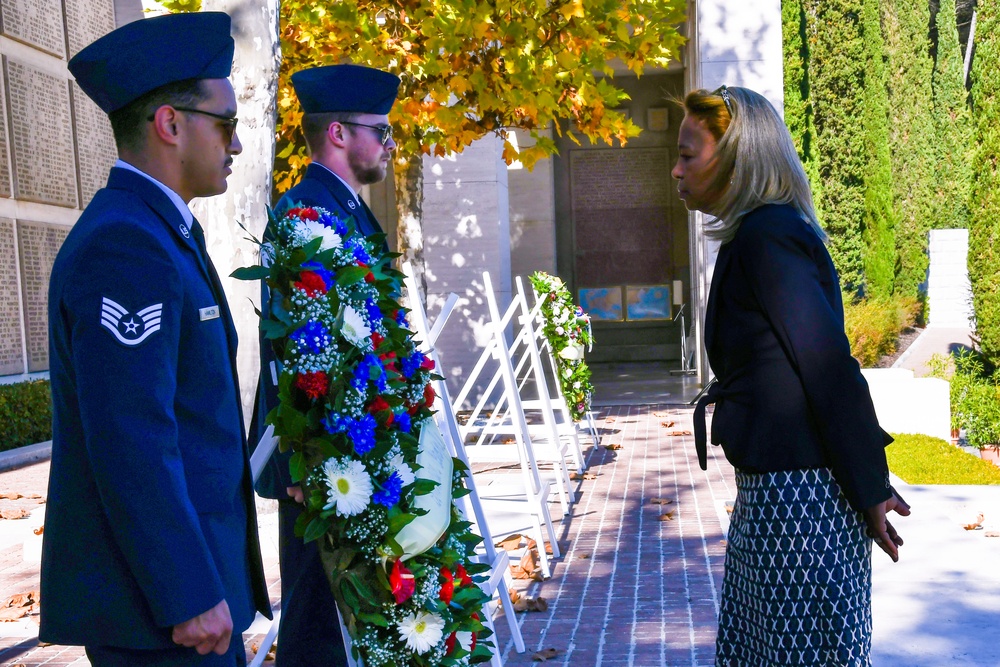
[681,86,824,243]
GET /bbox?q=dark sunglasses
[340,121,393,146]
[148,106,239,143]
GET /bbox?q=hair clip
[719,85,733,115]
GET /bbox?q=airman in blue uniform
[251,64,400,666]
[41,13,270,666]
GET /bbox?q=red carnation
[439,566,455,604]
[367,396,394,425]
[295,371,328,400]
[390,559,415,604]
[299,207,319,221]
[445,631,458,655]
[420,356,436,371]
[294,271,328,297]
[424,383,436,407]
[285,207,301,218]
[371,332,384,348]
[455,563,473,587]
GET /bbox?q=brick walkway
[0,405,734,667]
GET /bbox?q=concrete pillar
[421,134,511,403]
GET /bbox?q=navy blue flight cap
[69,12,235,114]
[292,65,401,115]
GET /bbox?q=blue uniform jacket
[701,203,892,512]
[40,167,270,648]
[252,163,385,498]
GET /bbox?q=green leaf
[289,452,308,483]
[336,265,370,287]
[356,611,390,627]
[230,265,271,281]
[387,510,417,533]
[302,516,329,543]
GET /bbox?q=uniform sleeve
[737,214,892,511]
[63,223,226,627]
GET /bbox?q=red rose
[285,207,301,218]
[293,271,328,297]
[371,332,384,348]
[420,356,436,371]
[424,383,436,407]
[299,207,319,221]
[367,396,394,425]
[439,566,454,603]
[455,563,473,587]
[294,371,328,400]
[390,559,415,604]
[445,631,458,655]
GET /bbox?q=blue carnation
[373,472,403,508]
[346,238,373,264]
[290,321,329,354]
[352,353,387,392]
[400,351,425,378]
[395,411,412,434]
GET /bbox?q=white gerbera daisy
[389,452,415,487]
[340,305,372,348]
[396,611,445,654]
[301,218,342,251]
[558,343,584,361]
[322,458,372,517]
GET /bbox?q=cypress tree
[883,0,937,300]
[859,0,896,299]
[803,0,867,293]
[969,4,1000,362]
[931,0,972,231]
[781,0,822,213]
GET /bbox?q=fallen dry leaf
[653,411,670,417]
[32,526,43,536]
[0,606,30,622]
[513,596,549,613]
[510,548,543,581]
[659,420,676,428]
[658,511,676,522]
[650,498,673,505]
[501,437,516,444]
[0,591,39,623]
[570,472,597,481]
[497,534,525,551]
[509,588,522,604]
[604,444,623,451]
[532,648,560,662]
[8,663,25,667]
[986,531,1000,538]
[724,503,735,514]
[25,494,41,500]
[577,553,591,560]
[963,513,985,531]
[0,508,29,520]
[0,493,22,500]
[665,430,692,437]
[544,542,554,555]
[604,417,616,424]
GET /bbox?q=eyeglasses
[339,121,393,146]
[715,85,733,116]
[149,106,239,143]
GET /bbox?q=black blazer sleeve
[735,211,892,511]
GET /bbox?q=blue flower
[395,310,409,327]
[302,261,334,290]
[395,411,412,434]
[346,413,378,455]
[372,471,403,507]
[352,353,387,392]
[290,321,329,354]
[365,298,382,326]
[346,238,373,265]
[400,351,425,378]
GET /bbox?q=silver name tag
[199,306,220,321]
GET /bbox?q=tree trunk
[393,153,426,297]
[192,0,280,428]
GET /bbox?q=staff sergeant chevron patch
[100,297,163,346]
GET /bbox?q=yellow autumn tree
[277,0,687,280]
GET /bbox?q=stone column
[928,229,973,328]
[421,134,511,403]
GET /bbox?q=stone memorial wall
[0,0,121,377]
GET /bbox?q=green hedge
[887,433,1000,485]
[843,295,920,367]
[0,380,52,452]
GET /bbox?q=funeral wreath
[235,205,493,666]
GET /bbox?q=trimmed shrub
[969,3,1000,364]
[930,0,972,232]
[843,295,920,367]
[781,0,822,216]
[883,0,937,301]
[887,433,1000,485]
[0,381,52,452]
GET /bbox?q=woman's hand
[863,486,911,562]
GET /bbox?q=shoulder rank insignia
[100,297,163,346]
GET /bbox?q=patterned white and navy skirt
[715,468,872,667]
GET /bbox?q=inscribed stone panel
[17,220,69,372]
[570,148,673,285]
[63,0,115,58]
[0,72,10,198]
[5,59,78,207]
[0,218,23,374]
[72,83,115,206]
[0,0,66,57]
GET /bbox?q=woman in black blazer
[672,86,910,666]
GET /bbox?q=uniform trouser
[86,637,248,666]
[275,499,348,667]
